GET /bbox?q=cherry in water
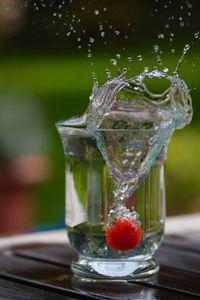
[106,218,142,251]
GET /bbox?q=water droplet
[89,37,95,43]
[116,54,121,59]
[88,53,92,58]
[66,32,71,37]
[158,33,165,39]
[127,57,132,62]
[163,67,169,73]
[103,7,107,11]
[144,66,149,73]
[110,59,117,66]
[99,24,103,31]
[180,22,185,27]
[194,32,200,39]
[115,31,120,36]
[165,24,170,29]
[171,49,175,54]
[173,71,179,78]
[157,55,162,65]
[183,44,190,54]
[77,37,81,42]
[94,10,99,15]
[101,32,105,37]
[105,68,111,79]
[153,45,159,53]
[137,55,143,61]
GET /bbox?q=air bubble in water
[127,57,132,62]
[137,55,143,61]
[194,32,200,39]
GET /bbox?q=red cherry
[106,218,142,251]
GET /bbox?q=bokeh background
[0,0,199,236]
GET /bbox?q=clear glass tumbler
[56,122,168,280]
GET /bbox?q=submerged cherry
[106,218,142,251]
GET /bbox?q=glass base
[71,257,159,280]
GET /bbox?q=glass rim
[56,121,173,132]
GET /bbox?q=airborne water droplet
[137,55,143,61]
[153,45,159,53]
[94,10,99,15]
[105,68,111,79]
[110,59,117,66]
[183,44,190,54]
[163,67,169,73]
[158,33,165,39]
[89,37,95,43]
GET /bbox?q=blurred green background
[0,0,199,234]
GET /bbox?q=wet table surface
[0,234,199,300]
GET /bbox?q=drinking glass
[56,122,169,280]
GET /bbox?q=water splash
[86,67,192,221]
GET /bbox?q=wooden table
[0,234,199,300]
